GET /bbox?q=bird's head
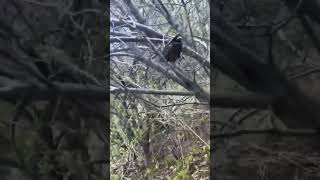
[173,34,182,42]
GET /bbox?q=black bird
[162,34,183,62]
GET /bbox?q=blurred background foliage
[0,1,107,179]
[212,0,320,179]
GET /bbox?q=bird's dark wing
[161,34,183,62]
[162,42,173,61]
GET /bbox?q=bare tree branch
[212,128,319,139]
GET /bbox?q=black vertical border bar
[210,0,214,179]
[106,0,111,178]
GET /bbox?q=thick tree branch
[212,128,319,139]
[111,87,194,96]
[211,92,272,109]
[111,36,210,68]
[0,79,272,109]
[110,18,163,38]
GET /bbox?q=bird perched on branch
[162,34,183,62]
